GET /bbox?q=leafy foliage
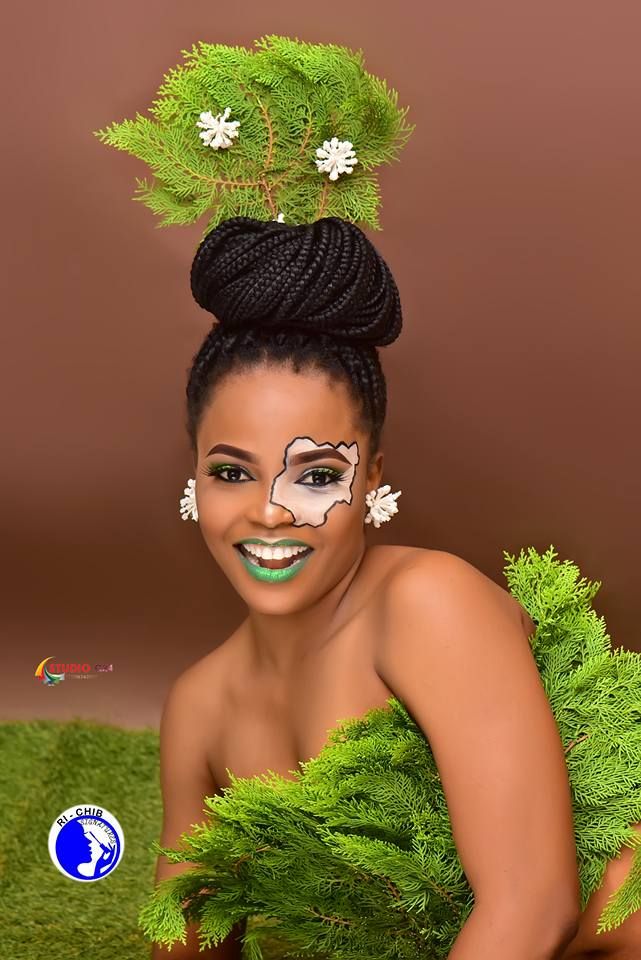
[138,546,641,958]
[93,36,414,238]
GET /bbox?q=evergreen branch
[235,79,277,215]
[259,176,277,218]
[306,906,353,927]
[232,845,274,875]
[238,82,275,170]
[270,119,314,189]
[154,144,262,190]
[94,36,415,233]
[317,180,330,219]
[565,733,591,754]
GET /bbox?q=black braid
[185,216,402,461]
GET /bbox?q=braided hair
[186,216,403,464]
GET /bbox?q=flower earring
[364,484,402,528]
[179,478,402,528]
[179,479,198,522]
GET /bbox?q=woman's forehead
[199,367,360,444]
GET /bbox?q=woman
[148,215,640,960]
[93,37,640,960]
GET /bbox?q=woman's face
[193,363,384,615]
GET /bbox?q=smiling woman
[93,36,641,960]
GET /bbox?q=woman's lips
[235,544,313,569]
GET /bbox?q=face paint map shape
[270,437,359,527]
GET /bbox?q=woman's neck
[244,542,369,676]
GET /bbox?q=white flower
[196,107,240,150]
[314,137,358,181]
[179,478,198,522]
[273,212,285,222]
[364,484,402,528]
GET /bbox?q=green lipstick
[235,542,313,583]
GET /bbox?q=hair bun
[190,216,402,347]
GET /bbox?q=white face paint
[270,436,360,527]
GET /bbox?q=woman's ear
[366,450,384,491]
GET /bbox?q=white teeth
[237,542,312,568]
[242,543,308,559]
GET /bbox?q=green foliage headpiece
[93,35,414,239]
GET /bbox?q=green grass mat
[0,719,162,959]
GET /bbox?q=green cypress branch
[93,36,414,237]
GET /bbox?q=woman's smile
[234,541,314,582]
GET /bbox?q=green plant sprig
[93,35,415,239]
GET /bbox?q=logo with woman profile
[48,804,124,881]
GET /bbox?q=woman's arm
[374,551,582,960]
[151,672,244,960]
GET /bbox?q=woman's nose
[246,485,295,525]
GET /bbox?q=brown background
[2,2,639,729]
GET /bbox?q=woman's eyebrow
[290,448,351,466]
[206,443,259,463]
[205,443,351,466]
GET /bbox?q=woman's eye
[206,464,251,483]
[205,464,344,487]
[299,468,345,487]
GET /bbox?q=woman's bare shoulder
[167,627,245,716]
[377,546,535,639]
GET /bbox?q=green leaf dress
[138,546,641,959]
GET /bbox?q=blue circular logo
[48,804,124,881]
